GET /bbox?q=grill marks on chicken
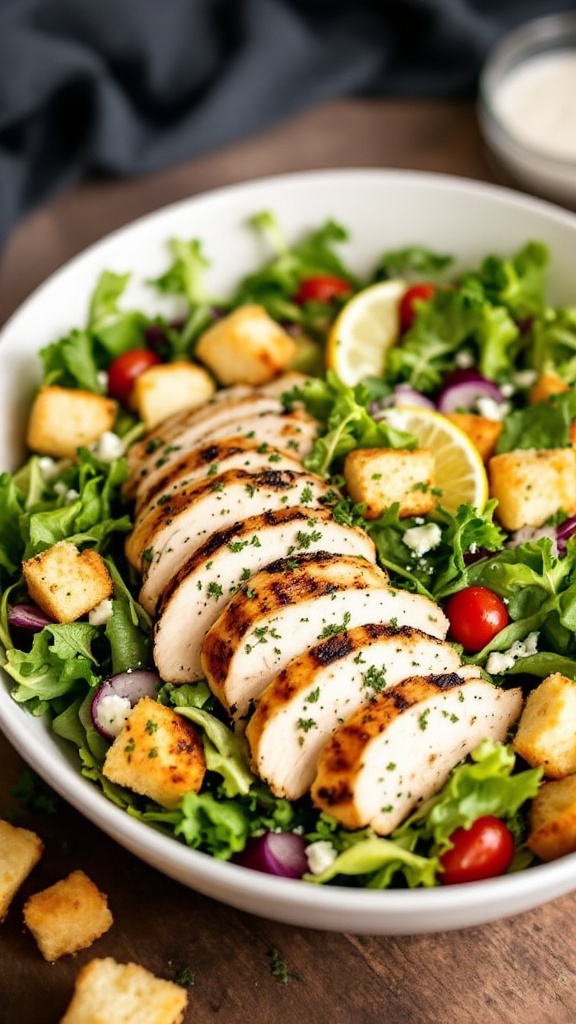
[202,552,450,721]
[124,377,522,835]
[311,675,523,834]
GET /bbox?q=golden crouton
[23,869,113,961]
[529,372,570,405]
[59,957,188,1024]
[133,360,216,430]
[27,385,117,459]
[446,413,503,463]
[527,773,576,862]
[0,819,43,922]
[103,696,206,809]
[514,673,576,778]
[23,541,113,624]
[195,304,297,386]
[488,447,576,531]
[344,447,436,519]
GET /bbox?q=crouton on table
[23,541,113,623]
[344,447,436,519]
[59,957,188,1024]
[488,447,576,531]
[23,869,113,961]
[195,304,297,386]
[133,360,216,429]
[514,673,576,778]
[0,819,43,922]
[103,696,206,809]
[26,385,117,459]
[528,773,576,862]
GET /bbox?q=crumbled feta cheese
[475,397,510,422]
[38,456,60,480]
[305,840,338,875]
[53,481,79,503]
[378,409,408,432]
[66,488,79,502]
[513,369,538,389]
[486,631,539,675]
[500,383,515,398]
[455,349,475,368]
[95,694,132,737]
[403,523,442,557]
[97,370,109,389]
[92,431,124,463]
[88,598,114,626]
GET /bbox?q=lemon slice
[326,279,405,386]
[384,406,489,512]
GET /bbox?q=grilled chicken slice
[132,467,338,613]
[245,624,462,801]
[311,673,523,834]
[124,378,307,489]
[124,407,318,500]
[202,553,449,721]
[153,507,376,684]
[133,438,303,516]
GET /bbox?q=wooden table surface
[1,98,575,1024]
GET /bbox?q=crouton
[27,385,117,459]
[59,957,188,1024]
[446,413,503,463]
[344,447,436,519]
[23,541,113,623]
[527,774,576,862]
[103,696,206,809]
[529,372,570,405]
[195,304,297,386]
[133,360,216,430]
[23,869,113,961]
[488,447,576,531]
[0,819,43,922]
[514,673,576,778]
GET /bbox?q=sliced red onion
[556,515,576,554]
[8,603,53,633]
[437,368,504,415]
[233,831,308,879]
[371,385,435,417]
[91,669,161,740]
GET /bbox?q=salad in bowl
[1,170,576,933]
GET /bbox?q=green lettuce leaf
[496,389,576,453]
[4,623,99,710]
[374,246,453,281]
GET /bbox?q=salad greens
[2,210,576,889]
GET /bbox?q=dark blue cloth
[0,0,574,248]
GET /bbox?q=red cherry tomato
[439,816,515,885]
[294,275,352,305]
[445,585,509,653]
[107,348,162,406]
[399,283,436,333]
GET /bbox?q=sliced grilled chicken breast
[202,553,449,721]
[153,507,376,684]
[133,468,338,613]
[125,408,318,500]
[134,438,303,516]
[311,673,523,834]
[244,624,462,801]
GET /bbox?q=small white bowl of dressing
[479,12,576,207]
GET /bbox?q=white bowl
[479,13,576,206]
[2,168,576,935]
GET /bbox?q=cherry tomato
[439,816,515,885]
[445,585,509,653]
[107,348,162,406]
[294,274,352,305]
[399,282,436,333]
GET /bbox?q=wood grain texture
[1,99,574,1024]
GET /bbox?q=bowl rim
[2,165,576,933]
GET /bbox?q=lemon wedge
[383,406,489,512]
[326,279,405,386]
